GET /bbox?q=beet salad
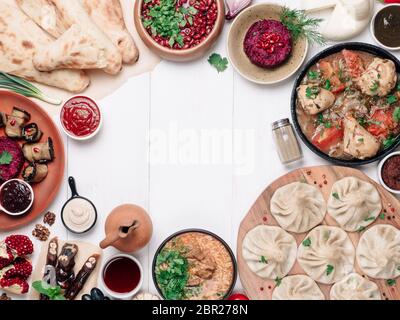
[243,19,292,69]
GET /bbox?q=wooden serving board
[237,165,400,300]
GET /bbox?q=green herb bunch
[32,281,65,300]
[142,0,198,48]
[155,249,190,300]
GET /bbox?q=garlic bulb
[133,292,160,300]
[225,0,252,20]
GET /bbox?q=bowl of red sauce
[60,96,102,141]
[134,0,225,61]
[378,151,400,195]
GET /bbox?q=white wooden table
[1,0,398,299]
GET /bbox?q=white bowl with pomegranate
[134,0,225,61]
[60,96,102,141]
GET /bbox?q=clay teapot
[100,204,152,253]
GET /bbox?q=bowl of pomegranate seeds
[134,0,225,61]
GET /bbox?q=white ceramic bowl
[100,254,143,300]
[377,151,400,195]
[0,179,34,216]
[60,95,103,141]
[370,4,400,51]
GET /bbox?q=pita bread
[81,0,139,64]
[0,2,89,93]
[15,0,68,38]
[28,0,122,75]
[33,23,110,71]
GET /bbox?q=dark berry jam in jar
[141,0,218,50]
[0,180,33,214]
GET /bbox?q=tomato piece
[367,109,395,138]
[319,60,344,93]
[312,126,344,152]
[227,293,249,300]
[331,84,346,94]
[342,49,364,78]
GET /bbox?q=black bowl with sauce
[371,5,400,50]
[290,42,400,166]
[152,229,237,300]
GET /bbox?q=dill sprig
[280,7,326,46]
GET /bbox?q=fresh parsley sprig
[32,281,65,300]
[208,53,228,73]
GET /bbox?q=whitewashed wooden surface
[1,0,398,299]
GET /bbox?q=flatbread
[81,0,139,64]
[33,23,110,71]
[29,0,123,75]
[0,2,90,93]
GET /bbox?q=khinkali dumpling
[356,225,400,279]
[272,275,325,300]
[330,273,381,300]
[297,226,355,284]
[327,177,382,232]
[270,182,326,233]
[242,225,297,279]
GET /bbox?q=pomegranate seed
[10,119,16,126]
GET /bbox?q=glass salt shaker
[271,119,303,164]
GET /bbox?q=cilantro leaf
[0,151,12,165]
[370,81,379,93]
[259,256,268,264]
[332,192,340,200]
[326,264,334,276]
[302,237,312,247]
[324,79,331,91]
[274,277,282,286]
[208,53,228,73]
[380,213,385,220]
[383,135,398,149]
[387,279,396,286]
[306,86,320,99]
[388,95,398,105]
[32,281,65,300]
[393,107,400,122]
[307,70,320,80]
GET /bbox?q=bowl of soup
[291,42,400,166]
[152,229,237,300]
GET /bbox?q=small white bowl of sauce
[371,4,400,51]
[60,96,102,141]
[0,179,34,216]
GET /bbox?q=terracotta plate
[0,91,65,231]
[227,3,308,85]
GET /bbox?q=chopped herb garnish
[358,118,367,127]
[308,70,320,80]
[356,226,366,233]
[370,81,379,93]
[358,138,364,143]
[364,216,375,222]
[380,213,385,220]
[324,79,331,91]
[383,135,398,149]
[0,151,12,165]
[317,113,332,128]
[387,279,396,286]
[274,277,283,287]
[302,237,312,247]
[332,192,340,200]
[388,95,398,105]
[260,256,268,264]
[306,86,320,99]
[208,53,228,73]
[393,107,400,122]
[326,264,334,276]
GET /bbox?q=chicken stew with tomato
[296,49,400,160]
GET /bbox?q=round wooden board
[237,165,400,300]
[0,91,65,231]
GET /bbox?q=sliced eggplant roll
[5,107,31,138]
[22,123,43,143]
[22,137,55,163]
[0,112,6,127]
[22,162,48,183]
[12,107,31,122]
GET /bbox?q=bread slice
[0,2,89,92]
[81,0,139,64]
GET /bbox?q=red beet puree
[61,96,101,137]
[382,155,400,190]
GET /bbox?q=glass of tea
[100,254,143,299]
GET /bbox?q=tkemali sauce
[382,155,400,191]
[61,96,101,137]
